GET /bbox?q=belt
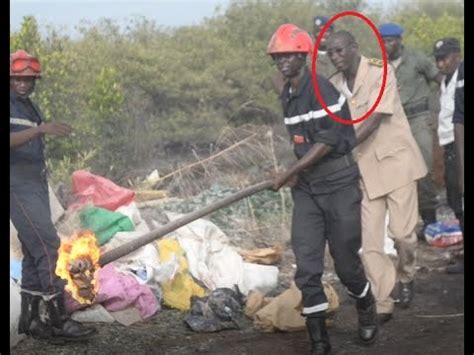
[302,154,355,180]
[403,99,430,118]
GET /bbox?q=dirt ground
[13,241,465,354]
[13,192,465,355]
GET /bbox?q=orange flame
[56,230,101,304]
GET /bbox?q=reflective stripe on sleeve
[10,118,38,127]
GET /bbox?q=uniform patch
[368,58,383,67]
[293,135,305,144]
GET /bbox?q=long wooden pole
[99,180,273,266]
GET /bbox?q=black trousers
[291,168,369,315]
[444,143,464,231]
[10,168,65,295]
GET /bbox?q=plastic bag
[424,220,463,247]
[69,170,135,211]
[80,207,135,245]
[158,238,207,311]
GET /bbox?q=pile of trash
[11,169,300,346]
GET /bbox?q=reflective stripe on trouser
[408,114,438,213]
[10,175,65,295]
[360,180,418,314]
[291,182,369,316]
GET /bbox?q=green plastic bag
[79,207,135,245]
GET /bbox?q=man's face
[10,76,36,97]
[272,53,306,78]
[383,36,402,59]
[326,35,357,72]
[436,52,461,76]
[313,25,333,50]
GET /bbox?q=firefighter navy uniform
[280,67,370,316]
[10,90,65,297]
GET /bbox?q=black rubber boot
[355,290,378,344]
[18,292,52,339]
[306,314,331,355]
[46,294,96,341]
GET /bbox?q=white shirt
[438,68,458,146]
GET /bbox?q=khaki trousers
[360,181,418,314]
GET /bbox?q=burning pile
[56,230,101,304]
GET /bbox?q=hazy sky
[11,0,231,35]
[10,0,404,36]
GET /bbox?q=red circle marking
[311,11,388,125]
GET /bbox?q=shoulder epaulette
[368,58,383,67]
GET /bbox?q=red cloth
[69,170,135,211]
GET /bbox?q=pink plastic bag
[69,170,135,211]
[64,263,159,320]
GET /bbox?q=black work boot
[19,292,52,339]
[306,314,331,355]
[398,281,414,308]
[355,290,378,344]
[46,294,96,341]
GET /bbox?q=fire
[56,230,101,304]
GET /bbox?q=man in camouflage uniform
[379,23,443,238]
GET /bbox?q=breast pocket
[375,144,409,161]
[350,98,369,117]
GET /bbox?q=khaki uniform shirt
[393,46,439,119]
[330,56,428,200]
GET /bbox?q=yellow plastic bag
[158,239,206,311]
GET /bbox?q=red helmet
[267,24,313,55]
[10,50,42,78]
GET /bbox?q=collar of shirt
[442,67,459,91]
[10,90,28,103]
[341,77,353,99]
[280,66,312,101]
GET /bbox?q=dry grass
[154,124,292,196]
[149,124,295,248]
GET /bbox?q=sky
[10,0,232,36]
[10,0,424,37]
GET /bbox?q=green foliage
[380,0,464,56]
[10,0,464,188]
[10,16,42,54]
[161,183,293,237]
[87,67,124,117]
[46,149,98,188]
